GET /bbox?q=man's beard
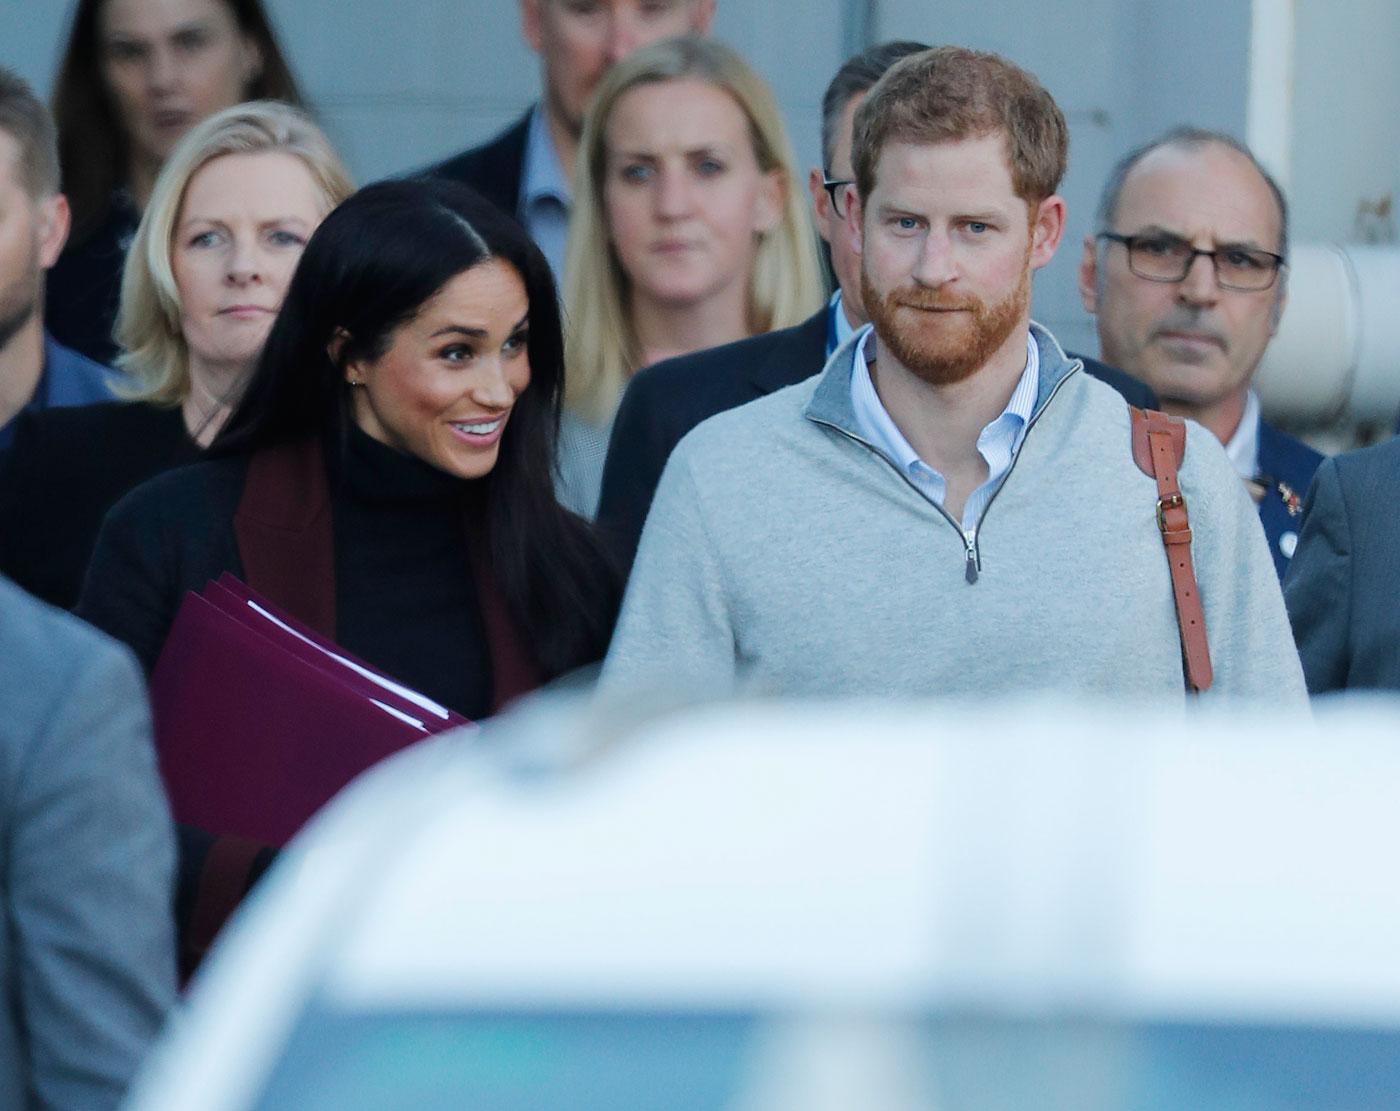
[861,260,1030,388]
[0,273,38,354]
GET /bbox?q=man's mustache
[887,287,982,314]
[1150,311,1229,351]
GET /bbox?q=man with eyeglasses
[1079,127,1322,580]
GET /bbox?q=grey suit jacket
[1284,436,1400,694]
[0,575,175,1110]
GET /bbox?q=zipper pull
[964,533,978,584]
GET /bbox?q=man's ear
[1269,276,1287,334]
[1028,194,1065,270]
[36,194,70,270]
[845,187,865,260]
[1078,233,1099,314]
[520,0,544,52]
[808,167,833,244]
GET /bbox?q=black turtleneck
[328,426,492,720]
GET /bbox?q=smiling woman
[345,259,533,482]
[81,176,621,698]
[75,177,621,976]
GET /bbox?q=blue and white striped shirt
[519,105,572,280]
[849,326,1040,537]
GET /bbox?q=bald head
[1096,128,1288,260]
[1080,131,1288,443]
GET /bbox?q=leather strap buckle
[1156,492,1184,532]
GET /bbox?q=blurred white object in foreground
[127,694,1400,1110]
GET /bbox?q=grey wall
[0,1,846,182]
[0,0,1288,360]
[1290,0,1400,243]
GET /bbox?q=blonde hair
[563,35,824,422]
[115,100,353,404]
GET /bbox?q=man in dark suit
[596,42,1155,570]
[0,68,113,451]
[427,0,716,277]
[1284,437,1400,693]
[1080,127,1322,581]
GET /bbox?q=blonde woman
[0,100,351,610]
[559,35,824,516]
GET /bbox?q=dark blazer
[1256,418,1323,581]
[595,312,1159,572]
[1283,435,1400,694]
[424,110,531,219]
[1076,355,1159,411]
[596,309,830,571]
[0,401,197,611]
[45,194,140,367]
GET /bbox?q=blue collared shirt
[826,290,857,356]
[0,333,115,451]
[849,327,1040,536]
[519,105,572,280]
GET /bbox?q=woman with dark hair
[79,177,620,975]
[79,177,620,714]
[47,0,303,364]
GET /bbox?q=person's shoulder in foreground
[0,574,175,1110]
[1284,435,1400,694]
[602,329,1303,704]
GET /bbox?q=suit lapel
[746,309,830,398]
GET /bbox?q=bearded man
[602,47,1305,703]
[0,68,113,451]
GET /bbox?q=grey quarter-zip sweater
[602,323,1307,704]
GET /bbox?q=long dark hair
[53,0,303,236]
[216,177,620,679]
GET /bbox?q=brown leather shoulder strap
[1129,406,1213,693]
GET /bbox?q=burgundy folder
[149,578,473,846]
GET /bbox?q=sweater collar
[803,320,1082,439]
[337,421,480,508]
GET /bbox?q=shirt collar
[1223,389,1261,479]
[826,290,858,355]
[520,104,572,211]
[849,328,1039,474]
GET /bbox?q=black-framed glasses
[1098,232,1285,292]
[822,177,855,219]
